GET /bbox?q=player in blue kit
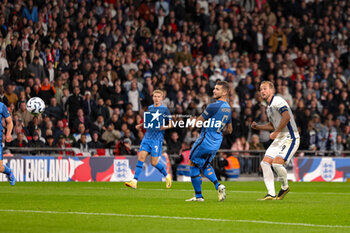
[0,102,15,185]
[125,90,172,189]
[186,81,232,202]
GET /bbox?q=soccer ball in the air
[26,97,45,115]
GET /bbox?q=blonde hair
[153,90,164,97]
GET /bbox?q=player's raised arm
[251,121,274,131]
[191,101,216,128]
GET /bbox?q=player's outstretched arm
[251,121,274,131]
[270,111,290,139]
[5,116,13,142]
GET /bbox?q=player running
[251,81,300,200]
[125,90,172,189]
[185,81,232,202]
[0,102,15,185]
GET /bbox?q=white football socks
[272,163,288,190]
[260,161,275,196]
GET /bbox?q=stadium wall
[1,155,349,182]
[0,155,171,182]
[294,157,350,182]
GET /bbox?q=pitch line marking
[0,209,348,229]
[119,187,350,195]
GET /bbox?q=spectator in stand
[106,113,122,132]
[127,81,144,113]
[8,132,28,150]
[209,68,225,88]
[65,86,84,129]
[334,135,344,157]
[61,126,75,145]
[114,138,137,156]
[22,0,38,23]
[231,136,250,174]
[318,119,337,155]
[37,77,56,105]
[102,122,121,148]
[4,83,18,106]
[11,59,28,92]
[28,132,45,154]
[14,101,33,127]
[45,97,64,121]
[73,123,92,143]
[95,98,110,122]
[174,44,193,66]
[6,34,22,68]
[183,129,200,146]
[28,56,45,81]
[83,91,97,119]
[73,108,93,133]
[45,61,57,83]
[73,133,90,154]
[54,76,65,106]
[249,134,265,173]
[57,134,73,156]
[249,134,265,152]
[88,131,104,149]
[166,131,182,155]
[53,120,64,142]
[44,135,56,155]
[0,0,349,158]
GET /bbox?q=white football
[26,97,46,115]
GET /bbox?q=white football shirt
[266,95,300,139]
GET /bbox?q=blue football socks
[190,166,203,198]
[202,165,220,190]
[134,160,144,180]
[3,165,11,175]
[155,162,168,177]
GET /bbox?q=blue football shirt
[200,100,232,140]
[143,104,171,141]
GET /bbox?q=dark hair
[216,81,229,93]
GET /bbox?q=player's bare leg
[272,157,290,200]
[259,156,275,200]
[150,156,159,167]
[125,151,148,189]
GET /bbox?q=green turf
[0,181,349,233]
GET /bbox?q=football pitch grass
[0,181,349,233]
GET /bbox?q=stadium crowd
[0,0,349,157]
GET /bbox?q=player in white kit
[251,81,300,200]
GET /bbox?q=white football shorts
[265,137,300,163]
